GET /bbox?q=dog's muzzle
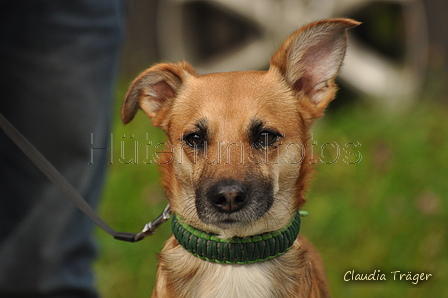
[195,178,274,228]
[208,180,247,213]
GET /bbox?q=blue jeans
[0,0,125,297]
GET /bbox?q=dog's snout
[198,177,274,227]
[210,181,247,213]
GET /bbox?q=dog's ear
[122,62,197,126]
[270,19,360,118]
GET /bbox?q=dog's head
[122,19,359,238]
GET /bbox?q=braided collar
[172,212,302,264]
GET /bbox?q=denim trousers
[0,1,124,297]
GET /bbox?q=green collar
[172,212,304,264]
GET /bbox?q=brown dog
[122,18,359,298]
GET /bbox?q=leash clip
[139,204,172,237]
[114,204,172,242]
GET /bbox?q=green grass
[95,84,448,297]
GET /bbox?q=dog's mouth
[195,178,274,230]
[198,213,256,229]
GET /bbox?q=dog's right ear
[122,62,197,126]
[270,19,360,119]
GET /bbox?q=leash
[0,111,171,243]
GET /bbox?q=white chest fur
[161,241,299,298]
[196,262,275,298]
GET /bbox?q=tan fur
[152,235,329,298]
[122,19,360,298]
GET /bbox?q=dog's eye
[184,133,205,147]
[257,130,280,147]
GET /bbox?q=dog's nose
[210,181,247,213]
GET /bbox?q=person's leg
[0,0,125,296]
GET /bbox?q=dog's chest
[197,262,276,298]
[165,245,289,298]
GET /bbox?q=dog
[121,18,359,298]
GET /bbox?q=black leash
[0,111,171,243]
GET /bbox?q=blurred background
[95,0,448,297]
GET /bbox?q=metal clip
[133,204,172,242]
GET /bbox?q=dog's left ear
[121,62,197,126]
[270,19,360,118]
